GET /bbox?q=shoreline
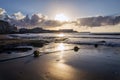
[0,43,120,80]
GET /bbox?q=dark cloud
[30,13,46,25]
[42,20,62,27]
[76,16,120,27]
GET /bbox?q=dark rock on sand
[0,47,32,53]
[74,46,79,52]
[33,50,40,57]
[94,44,98,48]
[28,40,49,47]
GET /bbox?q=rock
[7,51,12,54]
[74,46,79,52]
[56,59,60,61]
[94,44,98,48]
[0,46,32,53]
[98,40,106,43]
[29,40,49,47]
[0,20,18,34]
[33,50,40,57]
[100,40,106,43]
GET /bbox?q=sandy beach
[0,42,120,80]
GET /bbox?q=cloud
[0,8,6,20]
[41,20,62,27]
[3,11,64,28]
[31,13,47,25]
[0,8,6,15]
[76,16,120,27]
[11,12,25,20]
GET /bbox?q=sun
[55,13,69,22]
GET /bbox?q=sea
[1,33,120,80]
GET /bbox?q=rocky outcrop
[19,27,56,33]
[0,20,18,34]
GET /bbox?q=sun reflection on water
[57,43,66,63]
[39,43,81,80]
[57,43,65,51]
[57,33,65,37]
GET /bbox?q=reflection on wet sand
[1,40,120,80]
[44,43,120,80]
[38,42,72,53]
[57,43,65,51]
[57,43,65,63]
[45,43,83,80]
[49,63,77,80]
[47,59,84,80]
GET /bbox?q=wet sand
[0,43,120,80]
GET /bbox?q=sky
[0,0,120,32]
[0,0,120,19]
